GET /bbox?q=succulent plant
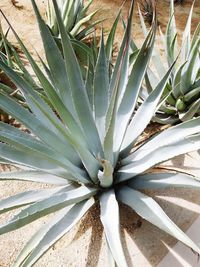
[45,0,105,83]
[0,21,24,122]
[0,19,42,123]
[1,0,200,266]
[46,0,100,40]
[0,21,17,79]
[139,0,200,124]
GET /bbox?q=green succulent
[46,0,100,40]
[1,1,200,266]
[0,20,19,79]
[0,20,31,121]
[139,0,200,124]
[0,18,45,122]
[45,0,104,81]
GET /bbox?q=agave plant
[139,0,200,124]
[1,0,200,266]
[46,0,100,40]
[47,0,125,84]
[0,20,16,81]
[46,0,104,81]
[0,19,42,123]
[0,21,24,122]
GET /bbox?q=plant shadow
[69,186,200,267]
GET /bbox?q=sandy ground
[0,0,200,266]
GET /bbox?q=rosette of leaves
[139,0,200,124]
[1,1,200,266]
[46,0,100,40]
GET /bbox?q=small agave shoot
[139,0,200,124]
[1,0,200,266]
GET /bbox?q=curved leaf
[106,7,121,62]
[0,170,69,185]
[119,134,200,182]
[181,1,194,61]
[120,61,175,156]
[31,0,76,115]
[0,186,73,214]
[15,199,94,267]
[117,186,200,254]
[0,122,85,175]
[113,23,156,160]
[93,31,109,142]
[125,116,200,163]
[50,0,103,157]
[0,186,97,235]
[0,92,79,164]
[104,0,134,164]
[128,172,200,190]
[100,189,127,267]
[179,99,200,122]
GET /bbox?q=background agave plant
[46,0,100,40]
[139,0,200,124]
[45,0,105,81]
[1,0,200,266]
